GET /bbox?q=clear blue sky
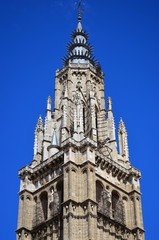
[0,0,159,239]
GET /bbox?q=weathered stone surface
[16,9,144,240]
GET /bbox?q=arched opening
[56,180,63,239]
[57,180,63,208]
[96,180,103,203]
[112,191,119,219]
[96,181,111,217]
[40,191,48,220]
[111,191,125,224]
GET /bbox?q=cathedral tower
[16,8,144,240]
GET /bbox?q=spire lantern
[62,3,98,67]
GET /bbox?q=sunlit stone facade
[16,9,144,240]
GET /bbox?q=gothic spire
[34,115,44,159]
[118,118,129,161]
[108,96,112,111]
[46,96,52,120]
[62,3,98,67]
[47,96,51,111]
[35,115,43,132]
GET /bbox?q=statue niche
[49,181,63,216]
[73,88,85,140]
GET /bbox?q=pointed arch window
[112,191,119,219]
[96,181,103,204]
[111,191,125,224]
[56,181,64,212]
[40,192,48,220]
[96,181,111,217]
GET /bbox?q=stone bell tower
[16,7,144,240]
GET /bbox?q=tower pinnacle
[118,118,129,161]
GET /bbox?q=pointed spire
[36,115,43,132]
[46,96,52,120]
[118,118,129,161]
[119,118,126,133]
[47,96,52,111]
[108,97,112,111]
[34,115,44,159]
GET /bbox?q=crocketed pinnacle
[118,118,126,134]
[118,118,129,161]
[35,115,43,132]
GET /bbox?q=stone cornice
[18,150,64,179]
[132,227,145,233]
[95,152,141,181]
[63,198,97,207]
[63,212,97,220]
[56,62,104,80]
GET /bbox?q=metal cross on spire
[77,0,84,22]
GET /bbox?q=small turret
[47,129,59,157]
[118,118,129,162]
[51,129,58,146]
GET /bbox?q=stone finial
[46,96,52,121]
[47,96,52,111]
[118,118,127,137]
[118,118,129,161]
[107,97,112,111]
[35,115,43,132]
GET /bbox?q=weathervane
[75,0,84,21]
[78,0,83,9]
